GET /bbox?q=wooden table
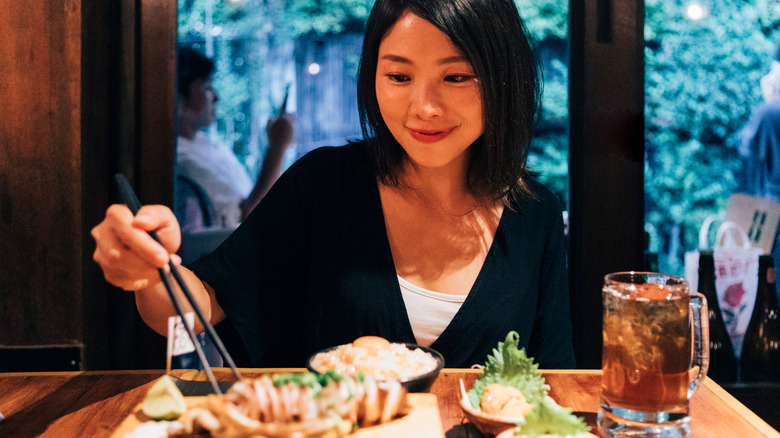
[0,368,777,437]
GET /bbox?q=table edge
[703,378,780,437]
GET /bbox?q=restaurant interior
[1,0,779,435]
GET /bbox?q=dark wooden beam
[568,0,646,368]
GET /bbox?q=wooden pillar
[568,0,646,368]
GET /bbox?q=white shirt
[176,132,253,230]
[398,276,466,347]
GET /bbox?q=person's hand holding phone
[266,87,294,153]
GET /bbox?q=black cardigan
[191,142,575,369]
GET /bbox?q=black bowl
[306,342,445,393]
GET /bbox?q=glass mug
[597,272,709,438]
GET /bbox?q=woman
[92,0,575,368]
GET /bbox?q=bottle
[739,255,780,382]
[698,250,738,383]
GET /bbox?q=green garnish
[316,370,344,385]
[272,372,317,387]
[467,331,547,408]
[516,396,589,436]
[271,370,343,387]
[269,370,348,400]
[468,331,589,437]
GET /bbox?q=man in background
[738,42,780,301]
[175,46,295,262]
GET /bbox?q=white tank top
[398,276,467,347]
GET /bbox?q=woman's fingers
[92,221,159,290]
[131,205,182,257]
[91,204,182,291]
[105,206,167,266]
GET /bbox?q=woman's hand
[91,204,182,291]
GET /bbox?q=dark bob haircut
[356,0,541,203]
[177,46,216,100]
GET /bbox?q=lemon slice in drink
[142,375,187,421]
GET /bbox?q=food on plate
[480,383,533,417]
[462,331,590,437]
[165,371,409,437]
[142,375,187,421]
[309,336,439,380]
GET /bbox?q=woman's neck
[396,160,482,216]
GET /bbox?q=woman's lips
[408,127,453,143]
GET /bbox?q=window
[176,0,570,208]
[644,0,780,275]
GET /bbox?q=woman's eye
[386,74,410,83]
[445,74,475,84]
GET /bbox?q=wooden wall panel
[0,0,176,370]
[0,1,83,348]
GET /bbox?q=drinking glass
[597,272,709,438]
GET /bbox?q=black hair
[177,46,216,100]
[356,0,541,203]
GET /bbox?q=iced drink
[601,282,691,413]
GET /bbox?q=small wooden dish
[458,379,524,437]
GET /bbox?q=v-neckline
[369,179,507,346]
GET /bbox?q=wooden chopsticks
[115,174,243,394]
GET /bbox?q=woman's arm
[134,266,225,336]
[91,203,225,336]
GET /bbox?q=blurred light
[308,63,321,75]
[685,3,708,20]
[211,25,223,37]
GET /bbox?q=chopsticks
[114,174,243,394]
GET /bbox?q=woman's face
[375,11,483,171]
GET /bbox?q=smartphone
[278,85,290,118]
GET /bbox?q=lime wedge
[142,375,187,421]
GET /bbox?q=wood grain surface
[0,369,776,437]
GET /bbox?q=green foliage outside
[177,0,780,275]
[516,0,570,206]
[645,0,780,274]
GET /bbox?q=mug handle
[688,292,710,398]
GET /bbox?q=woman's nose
[410,82,442,119]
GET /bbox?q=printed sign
[167,312,196,357]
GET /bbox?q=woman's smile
[407,126,456,143]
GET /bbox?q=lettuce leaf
[516,396,589,436]
[467,331,590,437]
[467,331,547,408]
